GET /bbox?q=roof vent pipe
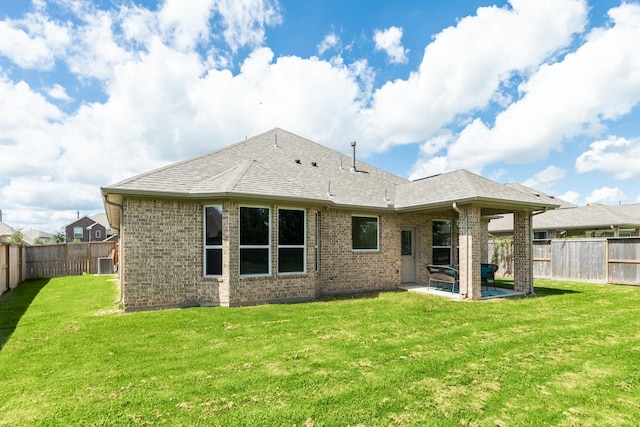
[350,141,357,172]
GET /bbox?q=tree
[52,230,65,244]
[9,230,26,245]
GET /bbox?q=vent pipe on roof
[350,141,357,172]
[274,132,279,148]
[0,209,2,222]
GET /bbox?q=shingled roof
[489,203,640,233]
[102,128,560,229]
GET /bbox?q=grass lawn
[1,276,640,426]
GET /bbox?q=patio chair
[427,265,459,293]
[481,263,499,290]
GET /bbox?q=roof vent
[311,161,317,167]
[295,159,301,164]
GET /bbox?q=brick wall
[120,196,459,310]
[122,198,221,310]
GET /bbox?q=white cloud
[374,26,408,64]
[441,2,640,172]
[213,0,283,52]
[585,186,626,205]
[46,83,73,101]
[575,136,640,180]
[522,166,566,194]
[159,0,215,50]
[367,0,587,149]
[0,12,70,70]
[318,32,339,55]
[557,190,580,205]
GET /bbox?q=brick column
[513,210,534,294]
[458,206,482,300]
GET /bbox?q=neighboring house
[65,213,112,242]
[0,221,15,243]
[490,197,640,239]
[22,229,53,245]
[102,128,558,311]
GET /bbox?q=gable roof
[0,221,15,240]
[395,170,557,215]
[102,128,559,229]
[489,203,640,233]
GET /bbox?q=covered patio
[395,170,560,300]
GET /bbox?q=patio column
[513,210,534,294]
[457,205,482,300]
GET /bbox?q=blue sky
[1,0,639,233]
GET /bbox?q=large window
[432,219,452,265]
[352,216,379,251]
[240,206,270,275]
[73,226,83,239]
[278,208,305,274]
[204,205,223,276]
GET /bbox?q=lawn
[1,276,639,426]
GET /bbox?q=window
[278,208,305,274]
[240,206,270,275]
[204,206,223,276]
[352,216,379,251]
[95,230,101,239]
[73,226,83,239]
[432,219,452,265]
[533,231,548,240]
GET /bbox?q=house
[489,194,640,239]
[22,229,53,245]
[101,128,558,311]
[65,213,112,242]
[0,220,15,244]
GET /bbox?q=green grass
[1,276,640,426]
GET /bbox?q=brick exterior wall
[458,206,483,300]
[119,196,459,311]
[513,210,534,294]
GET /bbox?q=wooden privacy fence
[489,237,640,285]
[25,241,117,279]
[1,243,27,294]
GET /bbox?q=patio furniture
[427,265,459,293]
[481,263,499,289]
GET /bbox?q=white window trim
[432,219,452,265]
[73,226,83,239]
[204,205,223,277]
[352,215,380,252]
[277,207,306,275]
[239,205,271,277]
[95,229,101,239]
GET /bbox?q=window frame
[432,219,452,266]
[204,205,223,277]
[351,215,380,252]
[277,207,306,275]
[73,226,83,239]
[239,205,271,277]
[95,229,101,239]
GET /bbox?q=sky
[1,0,640,234]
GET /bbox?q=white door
[401,228,416,283]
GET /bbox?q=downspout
[452,203,468,297]
[103,194,124,301]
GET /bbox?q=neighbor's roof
[0,221,15,237]
[489,203,640,233]
[102,128,559,228]
[395,170,559,215]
